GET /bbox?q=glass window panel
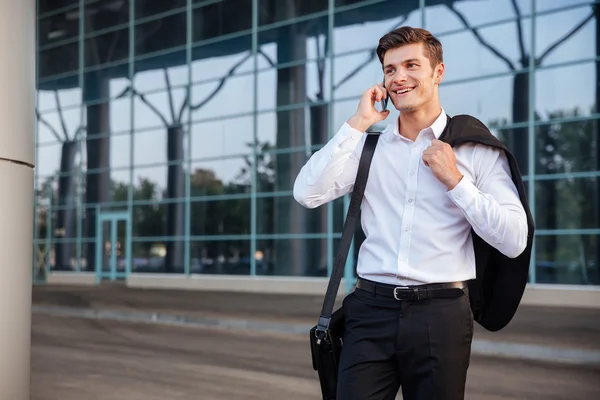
[190,198,251,236]
[441,74,518,125]
[191,115,254,159]
[536,62,598,118]
[257,195,323,234]
[258,16,328,64]
[535,0,594,14]
[258,0,328,26]
[436,19,532,82]
[135,12,187,57]
[333,1,421,55]
[133,88,188,130]
[192,35,253,81]
[192,0,252,42]
[256,238,327,276]
[333,51,383,100]
[536,5,596,67]
[84,0,129,34]
[257,61,331,111]
[134,0,186,20]
[132,203,167,237]
[191,158,250,194]
[37,108,82,145]
[133,165,167,197]
[110,170,131,200]
[38,43,79,79]
[535,177,600,230]
[134,49,189,91]
[39,0,78,15]
[535,118,599,175]
[535,235,599,285]
[83,66,130,103]
[85,28,129,68]
[190,73,254,121]
[37,85,83,113]
[134,128,167,166]
[189,240,251,275]
[38,9,79,48]
[110,133,131,169]
[257,105,330,152]
[425,0,532,34]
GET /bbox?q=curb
[32,305,600,367]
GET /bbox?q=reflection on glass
[85,28,129,68]
[84,0,129,34]
[535,5,596,67]
[534,117,599,175]
[536,62,598,118]
[36,143,63,178]
[258,16,328,64]
[39,0,78,15]
[333,51,386,100]
[256,238,328,277]
[109,133,131,169]
[133,50,189,111]
[132,88,188,132]
[38,43,79,79]
[135,12,187,57]
[191,116,254,159]
[536,235,599,285]
[37,85,83,113]
[425,0,532,34]
[535,177,599,231]
[257,195,324,234]
[258,0,327,26]
[192,35,253,82]
[134,128,167,166]
[38,9,79,48]
[333,1,421,55]
[190,198,251,236]
[191,158,250,194]
[134,0,186,20]
[190,74,254,121]
[257,60,331,111]
[193,0,252,42]
[189,241,251,275]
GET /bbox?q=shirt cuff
[338,122,364,149]
[446,176,479,210]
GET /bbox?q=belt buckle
[393,286,410,300]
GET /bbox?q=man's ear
[434,62,445,85]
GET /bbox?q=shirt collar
[385,108,448,140]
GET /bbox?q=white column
[0,0,36,399]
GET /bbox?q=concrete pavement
[32,283,600,366]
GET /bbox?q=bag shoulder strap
[315,132,380,335]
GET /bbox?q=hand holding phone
[380,78,389,111]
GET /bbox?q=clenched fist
[422,139,464,190]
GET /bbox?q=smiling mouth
[396,87,415,95]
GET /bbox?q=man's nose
[391,69,408,85]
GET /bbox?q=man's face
[382,43,444,113]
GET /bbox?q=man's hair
[376,26,443,68]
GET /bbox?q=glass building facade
[34,0,599,287]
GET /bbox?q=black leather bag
[309,133,380,400]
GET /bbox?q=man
[293,27,528,400]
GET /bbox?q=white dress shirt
[293,109,528,286]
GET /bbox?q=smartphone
[380,78,389,111]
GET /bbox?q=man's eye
[408,63,418,68]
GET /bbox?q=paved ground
[32,284,600,351]
[31,313,600,400]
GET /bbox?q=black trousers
[336,281,474,400]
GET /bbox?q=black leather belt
[356,277,466,301]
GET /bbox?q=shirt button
[410,171,415,175]
[404,226,410,231]
[408,199,413,203]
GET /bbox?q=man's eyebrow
[383,59,421,70]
